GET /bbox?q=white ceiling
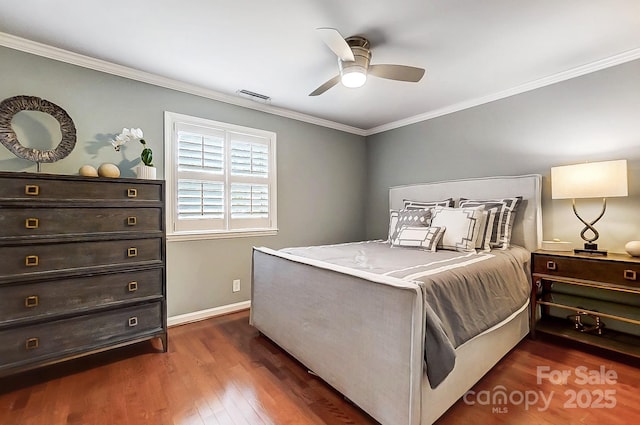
[1,0,640,134]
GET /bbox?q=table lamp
[551,159,628,255]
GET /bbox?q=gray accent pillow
[403,198,454,210]
[458,197,522,249]
[391,226,446,251]
[388,208,433,242]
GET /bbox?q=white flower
[129,128,144,139]
[110,128,144,151]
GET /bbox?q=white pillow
[430,206,485,252]
[391,226,446,251]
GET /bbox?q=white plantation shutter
[230,136,269,178]
[177,180,224,219]
[228,132,271,229]
[231,184,269,218]
[166,112,277,237]
[178,132,224,174]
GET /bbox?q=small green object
[140,139,153,166]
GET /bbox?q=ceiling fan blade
[309,75,341,96]
[316,27,355,62]
[368,64,425,82]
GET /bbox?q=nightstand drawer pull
[546,261,557,271]
[25,218,39,229]
[127,188,138,198]
[25,337,39,350]
[127,247,138,257]
[24,295,39,308]
[127,216,137,226]
[25,255,39,267]
[624,270,637,281]
[25,184,40,196]
[128,317,138,327]
[128,281,138,292]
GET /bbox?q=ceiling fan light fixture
[340,65,367,88]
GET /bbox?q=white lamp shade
[551,159,628,199]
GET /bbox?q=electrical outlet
[232,279,241,293]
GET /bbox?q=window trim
[164,111,277,241]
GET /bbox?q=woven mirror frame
[0,95,76,163]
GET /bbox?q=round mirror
[0,95,76,163]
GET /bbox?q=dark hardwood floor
[1,310,639,424]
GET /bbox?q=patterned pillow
[388,208,433,242]
[473,209,493,252]
[403,198,454,210]
[458,197,522,249]
[391,226,446,251]
[430,206,485,252]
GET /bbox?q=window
[165,112,277,240]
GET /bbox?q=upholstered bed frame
[251,174,542,425]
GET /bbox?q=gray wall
[0,46,367,317]
[3,43,640,319]
[366,59,640,253]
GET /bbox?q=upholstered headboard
[389,174,542,252]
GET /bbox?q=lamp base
[574,243,607,256]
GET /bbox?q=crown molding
[366,47,640,136]
[0,32,367,136]
[2,32,638,138]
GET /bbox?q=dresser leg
[159,333,168,352]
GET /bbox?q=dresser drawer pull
[24,295,39,308]
[25,338,39,350]
[25,255,39,267]
[127,247,138,257]
[25,184,40,196]
[128,281,138,292]
[546,261,557,271]
[624,270,637,281]
[25,218,39,229]
[128,317,138,327]
[127,216,137,226]
[127,188,138,198]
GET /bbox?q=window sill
[167,228,278,242]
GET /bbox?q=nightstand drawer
[0,268,163,325]
[0,238,163,280]
[0,176,163,203]
[0,302,163,369]
[0,207,162,239]
[534,254,640,287]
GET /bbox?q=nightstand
[531,250,640,358]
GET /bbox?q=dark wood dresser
[0,171,166,377]
[531,250,640,358]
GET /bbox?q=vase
[136,165,156,180]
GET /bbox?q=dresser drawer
[0,207,162,238]
[533,254,640,287]
[0,176,162,202]
[0,302,163,369]
[0,238,162,280]
[0,268,163,325]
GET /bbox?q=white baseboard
[167,300,251,327]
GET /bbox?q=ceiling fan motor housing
[339,36,371,87]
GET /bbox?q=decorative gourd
[98,163,120,178]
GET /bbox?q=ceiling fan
[309,28,426,96]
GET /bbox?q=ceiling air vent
[237,89,271,104]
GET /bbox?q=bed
[250,174,542,425]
